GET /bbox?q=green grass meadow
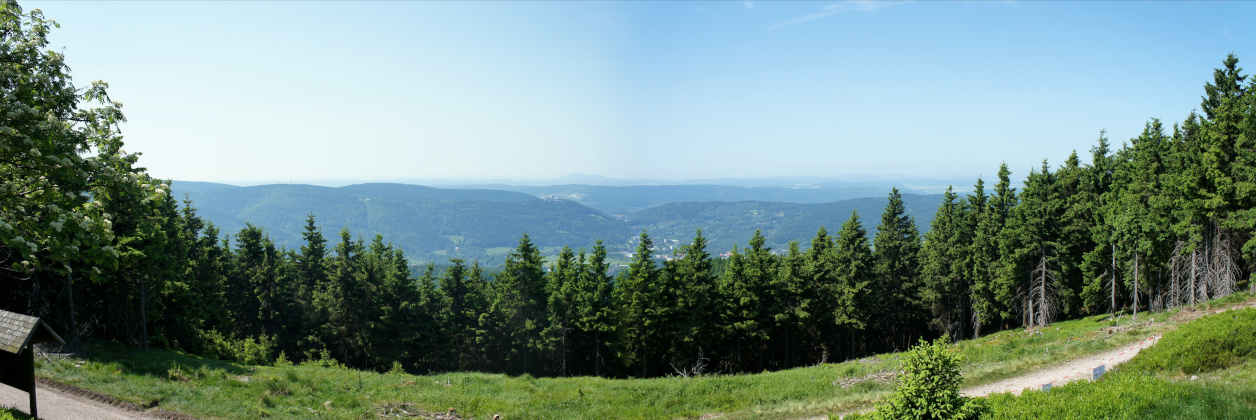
[11,293,1255,419]
[983,303,1256,419]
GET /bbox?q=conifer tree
[833,211,873,357]
[1055,152,1092,316]
[439,258,476,370]
[802,226,840,362]
[615,230,661,376]
[369,240,433,371]
[971,164,1017,335]
[1110,121,1174,315]
[872,188,924,351]
[574,242,615,376]
[1198,54,1249,297]
[545,247,579,376]
[293,214,328,358]
[492,233,548,375]
[177,203,232,348]
[1007,161,1063,327]
[667,230,717,373]
[957,179,985,335]
[921,187,970,340]
[1081,133,1124,313]
[773,241,808,367]
[742,231,778,369]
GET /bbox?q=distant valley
[171,181,945,265]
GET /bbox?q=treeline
[4,0,1256,378]
[917,56,1256,342]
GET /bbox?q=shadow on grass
[0,405,35,420]
[80,340,252,381]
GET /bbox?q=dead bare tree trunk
[1213,225,1236,298]
[1133,251,1140,318]
[1190,245,1199,306]
[1039,258,1047,326]
[1111,242,1118,314]
[1025,249,1058,327]
[1169,242,1182,309]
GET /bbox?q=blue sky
[25,1,1256,185]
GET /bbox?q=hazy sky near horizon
[25,1,1256,184]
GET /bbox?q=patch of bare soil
[25,377,196,420]
[372,403,505,419]
[961,334,1160,397]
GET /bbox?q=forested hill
[458,184,915,215]
[629,194,944,254]
[170,181,943,264]
[170,182,629,263]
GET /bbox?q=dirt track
[826,333,1163,419]
[961,334,1160,397]
[0,377,192,420]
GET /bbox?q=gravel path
[961,334,1161,397]
[826,334,1162,419]
[0,378,172,420]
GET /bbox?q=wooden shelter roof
[0,309,64,354]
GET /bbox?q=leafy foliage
[852,338,985,420]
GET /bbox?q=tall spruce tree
[667,230,717,373]
[971,164,1017,334]
[921,187,970,340]
[615,230,661,376]
[492,233,548,375]
[1007,161,1063,327]
[872,188,924,351]
[574,242,615,376]
[1081,133,1124,313]
[802,227,840,362]
[545,247,579,376]
[293,214,328,358]
[833,211,873,358]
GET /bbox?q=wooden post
[27,344,36,419]
[0,310,65,419]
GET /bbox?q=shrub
[197,329,275,366]
[849,338,985,420]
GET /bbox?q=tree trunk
[66,271,79,349]
[1111,242,1117,314]
[140,275,149,350]
[1038,253,1047,327]
[1190,247,1198,306]
[1133,252,1139,318]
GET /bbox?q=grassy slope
[0,407,32,420]
[983,297,1256,419]
[21,294,1254,419]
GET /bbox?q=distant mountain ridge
[460,184,904,215]
[170,181,944,265]
[629,194,943,254]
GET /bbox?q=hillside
[171,182,631,265]
[21,294,1254,420]
[464,184,911,216]
[170,181,943,264]
[628,193,945,253]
